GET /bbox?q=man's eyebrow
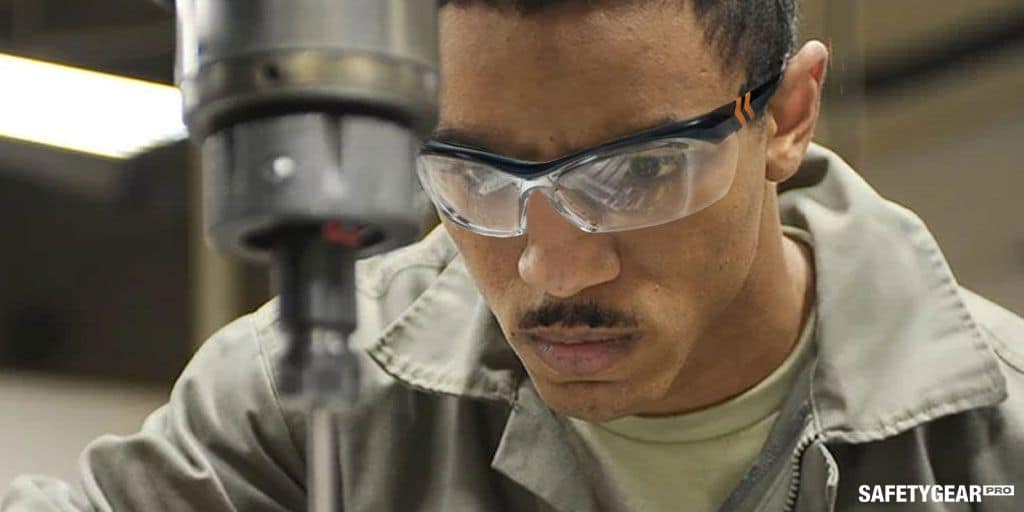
[428,114,686,157]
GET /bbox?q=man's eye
[627,154,685,180]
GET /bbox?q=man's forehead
[437,3,731,94]
[436,3,740,160]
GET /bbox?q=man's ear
[765,41,829,183]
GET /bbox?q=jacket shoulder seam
[960,289,1024,374]
[984,324,1024,374]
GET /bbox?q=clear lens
[417,135,739,236]
[553,136,739,232]
[416,154,523,235]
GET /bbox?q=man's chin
[531,379,642,423]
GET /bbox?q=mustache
[519,300,639,330]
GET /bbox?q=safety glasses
[417,73,782,237]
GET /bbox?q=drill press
[156,2,440,510]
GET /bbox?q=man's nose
[518,190,621,298]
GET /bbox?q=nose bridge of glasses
[517,179,552,232]
[518,182,601,235]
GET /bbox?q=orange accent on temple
[734,97,747,126]
[743,92,754,118]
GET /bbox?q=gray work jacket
[4,144,1024,511]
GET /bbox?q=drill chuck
[171,0,439,258]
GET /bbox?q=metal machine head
[170,0,439,259]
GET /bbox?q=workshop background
[1,0,1022,488]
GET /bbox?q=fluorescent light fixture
[0,53,187,160]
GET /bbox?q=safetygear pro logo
[858,484,1014,504]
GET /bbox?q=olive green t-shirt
[569,256,817,511]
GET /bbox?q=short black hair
[440,0,797,93]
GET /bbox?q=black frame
[419,73,782,180]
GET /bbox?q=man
[4,1,1023,511]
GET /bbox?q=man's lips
[522,328,641,375]
[524,328,641,345]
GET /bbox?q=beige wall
[0,372,167,488]
[802,0,1024,314]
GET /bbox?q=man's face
[437,4,772,421]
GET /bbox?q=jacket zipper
[781,432,821,512]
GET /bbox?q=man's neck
[642,194,816,417]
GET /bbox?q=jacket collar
[779,144,1006,442]
[356,231,523,404]
[362,143,1007,443]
